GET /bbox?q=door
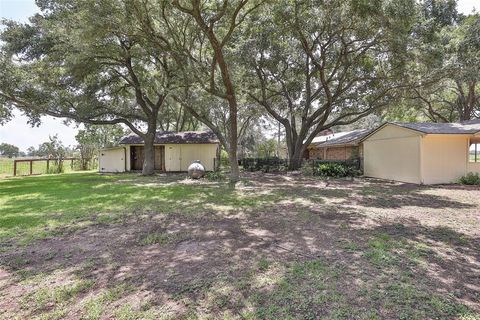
[154,146,165,171]
[130,146,144,170]
[99,148,125,172]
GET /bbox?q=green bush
[459,172,480,185]
[46,163,64,174]
[301,164,314,176]
[205,171,226,181]
[305,162,361,177]
[220,150,230,167]
[316,163,348,177]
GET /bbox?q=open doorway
[130,146,165,171]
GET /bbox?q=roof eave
[120,141,219,145]
[313,141,360,148]
[359,122,426,142]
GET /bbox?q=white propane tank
[188,160,205,179]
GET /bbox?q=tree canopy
[0,143,20,158]
[0,0,179,175]
[0,0,479,176]
[244,0,416,168]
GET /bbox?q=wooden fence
[12,157,78,176]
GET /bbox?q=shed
[361,121,480,184]
[99,131,220,173]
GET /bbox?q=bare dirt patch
[0,173,479,319]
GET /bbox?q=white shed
[361,121,480,184]
[99,131,220,173]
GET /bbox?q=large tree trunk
[142,123,156,176]
[288,143,306,170]
[227,99,240,182]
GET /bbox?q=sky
[0,0,81,151]
[0,0,478,152]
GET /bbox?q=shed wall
[176,144,217,171]
[363,125,422,184]
[421,135,469,184]
[125,144,217,171]
[99,148,126,173]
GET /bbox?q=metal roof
[119,131,219,145]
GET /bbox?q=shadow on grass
[0,172,282,242]
[0,201,478,319]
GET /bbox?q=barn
[361,121,480,184]
[99,131,220,173]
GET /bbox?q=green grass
[0,172,277,244]
[140,231,190,245]
[0,157,81,177]
[1,172,479,319]
[20,278,94,312]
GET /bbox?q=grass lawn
[0,172,479,319]
[0,158,78,177]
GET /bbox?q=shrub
[316,163,348,177]
[301,164,314,176]
[305,161,362,177]
[205,171,226,181]
[220,150,230,167]
[46,162,64,174]
[241,157,287,172]
[459,172,480,185]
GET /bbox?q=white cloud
[457,0,478,15]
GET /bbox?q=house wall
[420,135,469,184]
[363,125,422,184]
[308,145,362,161]
[99,148,126,173]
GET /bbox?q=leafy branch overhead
[0,0,479,175]
[244,0,416,168]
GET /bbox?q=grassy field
[0,172,479,319]
[0,158,79,177]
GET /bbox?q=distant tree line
[1,125,126,172]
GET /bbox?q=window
[469,140,480,162]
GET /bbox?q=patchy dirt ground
[0,173,479,319]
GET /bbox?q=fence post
[30,160,33,175]
[13,160,17,176]
[46,159,50,172]
[71,159,74,169]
